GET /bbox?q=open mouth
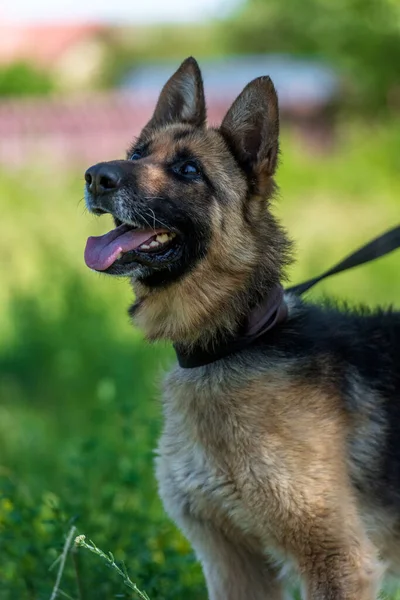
[84,222,181,274]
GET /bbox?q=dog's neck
[131,272,287,353]
[173,282,288,368]
[130,213,292,349]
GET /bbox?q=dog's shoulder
[259,294,400,387]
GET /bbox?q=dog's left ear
[144,57,206,133]
[220,76,279,178]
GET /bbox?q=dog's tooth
[140,243,151,250]
[116,252,123,260]
[150,240,160,248]
[156,233,169,244]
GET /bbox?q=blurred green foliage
[101,24,223,88]
[0,62,54,97]
[221,0,400,112]
[0,121,399,598]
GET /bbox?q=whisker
[139,211,154,231]
[78,198,90,217]
[142,209,160,231]
[143,207,170,230]
[146,208,157,230]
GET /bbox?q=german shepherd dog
[84,58,400,599]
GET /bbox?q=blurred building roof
[0,23,104,67]
[121,55,340,112]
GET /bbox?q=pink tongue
[84,224,165,271]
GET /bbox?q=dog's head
[84,57,291,344]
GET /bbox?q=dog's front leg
[299,544,382,600]
[182,519,283,600]
[291,521,382,600]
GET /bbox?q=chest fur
[154,364,292,545]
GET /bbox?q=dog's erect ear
[220,76,279,177]
[144,57,206,132]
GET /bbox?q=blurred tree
[0,62,54,97]
[221,0,400,112]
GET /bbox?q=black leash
[287,224,400,296]
[175,224,400,368]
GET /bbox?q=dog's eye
[130,150,142,161]
[178,161,201,178]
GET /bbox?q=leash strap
[287,225,400,296]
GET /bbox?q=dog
[84,57,400,599]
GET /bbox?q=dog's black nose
[85,163,121,196]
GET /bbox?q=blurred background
[0,0,399,597]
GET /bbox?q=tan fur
[156,357,386,599]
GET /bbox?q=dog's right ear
[220,76,279,179]
[142,57,206,135]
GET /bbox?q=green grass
[0,120,399,598]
